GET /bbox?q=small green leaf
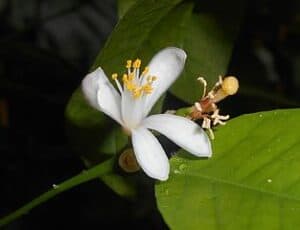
[156,109,300,230]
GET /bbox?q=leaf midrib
[174,172,300,202]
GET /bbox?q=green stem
[0,157,115,227]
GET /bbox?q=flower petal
[142,114,212,157]
[143,47,187,116]
[131,127,169,181]
[121,88,145,129]
[81,67,123,125]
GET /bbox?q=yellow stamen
[128,72,134,81]
[142,66,149,75]
[126,60,132,69]
[133,59,141,68]
[122,73,128,82]
[151,76,157,82]
[143,84,153,94]
[125,81,136,91]
[112,58,157,99]
[147,76,157,84]
[111,73,118,80]
[133,87,142,98]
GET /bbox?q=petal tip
[165,47,187,62]
[145,164,169,181]
[157,173,169,181]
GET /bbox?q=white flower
[81,47,212,181]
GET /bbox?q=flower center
[111,59,157,99]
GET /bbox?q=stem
[0,157,115,227]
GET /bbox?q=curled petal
[142,114,212,157]
[132,127,169,181]
[82,67,123,125]
[143,47,187,116]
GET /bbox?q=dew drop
[179,164,187,171]
[267,178,272,183]
[174,169,181,174]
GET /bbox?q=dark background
[0,0,300,229]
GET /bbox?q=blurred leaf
[93,0,244,103]
[156,109,300,229]
[117,0,138,18]
[65,89,128,160]
[170,1,244,103]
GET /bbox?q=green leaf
[92,0,244,103]
[170,0,245,103]
[156,109,300,230]
[117,0,138,19]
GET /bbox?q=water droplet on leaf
[52,184,59,189]
[174,169,181,174]
[179,164,187,171]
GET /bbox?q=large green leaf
[156,109,300,229]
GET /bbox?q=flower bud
[118,148,140,173]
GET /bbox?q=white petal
[143,47,187,116]
[131,127,169,181]
[142,114,212,157]
[81,67,123,125]
[121,89,144,129]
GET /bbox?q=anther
[142,84,153,94]
[142,66,149,75]
[133,59,141,68]
[112,73,118,80]
[126,60,132,69]
[123,73,128,81]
